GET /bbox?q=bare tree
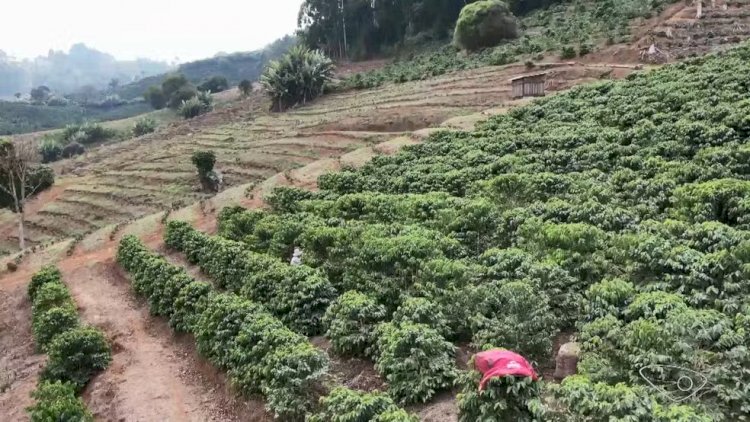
[0,139,54,250]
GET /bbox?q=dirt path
[0,236,271,422]
[0,281,44,421]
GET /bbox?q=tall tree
[0,139,55,250]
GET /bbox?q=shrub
[132,117,157,136]
[179,97,206,119]
[261,342,330,419]
[374,322,457,404]
[39,138,62,163]
[195,293,263,368]
[260,46,334,111]
[560,45,577,59]
[392,296,451,337]
[61,142,85,158]
[585,278,636,319]
[309,387,417,422]
[551,375,712,421]
[28,265,63,302]
[41,326,111,390]
[117,235,329,418]
[168,85,198,109]
[323,290,387,357]
[179,91,213,119]
[32,305,80,351]
[162,74,190,98]
[470,281,557,360]
[61,122,115,145]
[198,76,229,93]
[144,85,167,110]
[579,43,593,56]
[167,222,335,335]
[191,150,216,177]
[27,381,93,422]
[673,179,750,227]
[456,368,544,422]
[171,281,214,333]
[238,79,252,96]
[454,0,519,51]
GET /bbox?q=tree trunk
[17,208,25,250]
[696,0,703,18]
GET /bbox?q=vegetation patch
[213,43,750,419]
[26,266,110,419]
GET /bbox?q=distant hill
[0,36,297,135]
[116,36,297,99]
[0,43,170,97]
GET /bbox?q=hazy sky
[1,0,304,63]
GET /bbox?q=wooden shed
[510,72,547,99]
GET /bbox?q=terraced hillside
[8,0,750,256]
[650,0,750,58]
[4,2,750,421]
[0,61,634,256]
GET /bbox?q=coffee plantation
[208,43,750,419]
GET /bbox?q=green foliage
[144,85,167,110]
[470,281,556,360]
[551,375,712,421]
[111,41,750,421]
[179,91,213,119]
[28,265,64,301]
[197,75,229,93]
[61,142,85,159]
[117,234,330,419]
[41,326,111,390]
[457,368,544,422]
[161,74,189,98]
[323,290,387,357]
[61,122,115,145]
[342,0,672,89]
[391,296,450,337]
[132,116,157,136]
[560,45,576,59]
[260,46,334,111]
[309,387,418,422]
[191,150,216,176]
[585,278,636,319]
[195,293,263,368]
[165,221,336,335]
[454,0,519,51]
[27,381,93,422]
[374,322,456,404]
[32,306,80,352]
[39,138,62,163]
[26,266,100,420]
[238,79,252,96]
[171,280,213,332]
[31,282,73,314]
[0,100,152,136]
[28,268,80,352]
[673,179,750,227]
[168,85,198,109]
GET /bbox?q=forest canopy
[297,0,562,58]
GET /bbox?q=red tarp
[475,349,538,390]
